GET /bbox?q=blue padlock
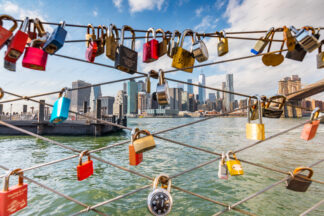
[50,88,70,124]
[43,21,67,54]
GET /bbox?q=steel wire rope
[300,199,324,216]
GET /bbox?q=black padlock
[262,95,286,118]
[286,167,313,192]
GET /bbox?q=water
[1,117,323,216]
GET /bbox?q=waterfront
[1,117,323,215]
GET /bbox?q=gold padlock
[156,69,169,105]
[262,29,284,67]
[167,30,181,58]
[95,25,105,56]
[246,96,265,140]
[132,129,156,153]
[106,24,119,61]
[248,96,259,121]
[85,24,96,48]
[156,28,168,57]
[283,25,296,52]
[172,29,195,73]
[226,151,244,176]
[146,73,151,93]
[217,30,229,56]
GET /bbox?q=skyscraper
[225,74,234,111]
[127,79,138,114]
[137,80,145,92]
[198,73,206,104]
[208,93,216,102]
[89,86,102,112]
[71,80,91,112]
[187,79,193,94]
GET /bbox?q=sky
[0,0,324,112]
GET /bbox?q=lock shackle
[193,32,201,42]
[266,29,276,53]
[220,152,226,165]
[264,27,275,39]
[146,73,151,93]
[158,69,166,85]
[156,28,166,41]
[247,96,258,123]
[97,25,104,41]
[302,26,315,35]
[266,95,286,109]
[171,30,181,43]
[318,40,324,53]
[108,24,119,42]
[31,39,45,48]
[310,107,320,121]
[87,24,95,35]
[131,127,140,143]
[225,151,237,161]
[149,70,159,79]
[102,25,108,37]
[153,174,171,193]
[20,17,29,33]
[0,15,18,32]
[121,25,135,50]
[145,27,156,42]
[35,18,47,37]
[79,150,91,166]
[3,168,24,192]
[0,88,4,99]
[292,167,313,178]
[218,30,227,42]
[179,29,194,48]
[247,95,262,124]
[133,129,151,141]
[59,21,66,29]
[58,87,68,98]
[28,19,36,32]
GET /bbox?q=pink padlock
[22,39,48,71]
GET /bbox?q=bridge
[286,78,324,101]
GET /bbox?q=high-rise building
[138,92,148,114]
[113,90,127,116]
[216,91,220,100]
[168,88,182,111]
[181,91,189,111]
[188,94,197,112]
[187,79,193,94]
[225,74,234,111]
[137,80,145,92]
[221,82,226,100]
[198,73,206,104]
[71,80,91,112]
[208,93,216,102]
[89,86,102,113]
[177,83,184,90]
[99,96,115,115]
[127,79,138,114]
[123,82,127,93]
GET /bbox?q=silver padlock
[167,30,180,58]
[317,40,324,69]
[156,69,169,106]
[4,59,16,72]
[191,32,208,62]
[218,152,228,180]
[290,26,320,53]
[147,174,173,216]
[251,27,274,55]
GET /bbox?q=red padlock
[143,28,158,63]
[301,107,321,141]
[22,39,48,71]
[0,15,17,49]
[129,128,143,166]
[77,150,94,181]
[4,17,29,63]
[85,38,98,62]
[0,169,28,216]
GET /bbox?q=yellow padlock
[226,151,244,176]
[85,24,96,48]
[132,129,156,153]
[171,29,195,73]
[246,96,265,140]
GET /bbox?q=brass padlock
[246,96,265,140]
[167,30,180,58]
[248,96,259,121]
[262,95,286,118]
[226,151,244,176]
[132,129,156,153]
[85,24,96,48]
[106,24,119,60]
[251,27,274,55]
[218,30,229,56]
[95,25,105,56]
[171,29,195,73]
[156,28,168,57]
[286,167,313,192]
[192,32,209,62]
[156,69,169,105]
[146,73,151,93]
[283,25,295,52]
[317,40,324,69]
[262,29,285,67]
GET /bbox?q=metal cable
[300,199,324,216]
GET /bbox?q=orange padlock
[77,150,94,181]
[301,107,321,141]
[129,128,143,166]
[0,169,28,216]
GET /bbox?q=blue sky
[0,0,323,111]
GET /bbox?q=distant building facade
[127,79,138,114]
[187,79,193,94]
[198,73,206,104]
[100,96,115,115]
[71,80,91,112]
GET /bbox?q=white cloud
[194,16,218,31]
[93,10,98,17]
[113,0,123,10]
[195,7,204,17]
[214,0,225,10]
[128,0,165,13]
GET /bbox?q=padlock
[85,38,98,63]
[146,73,151,93]
[262,29,285,67]
[0,168,28,216]
[283,25,295,52]
[290,26,320,53]
[167,30,180,58]
[85,24,96,48]
[192,32,209,62]
[0,15,17,49]
[43,21,67,55]
[149,69,159,79]
[106,24,119,60]
[4,59,16,72]
[0,88,3,99]
[156,28,168,57]
[248,96,259,121]
[147,174,173,216]
[4,17,29,63]
[226,151,243,176]
[172,29,195,73]
[77,150,94,181]
[50,88,71,124]
[95,25,105,56]
[143,27,159,63]
[217,30,229,56]
[251,27,274,55]
[316,40,324,69]
[300,107,321,141]
[156,69,169,105]
[286,167,313,192]
[115,25,138,74]
[246,96,265,140]
[262,95,286,118]
[129,128,143,166]
[34,18,48,39]
[132,129,155,153]
[22,39,48,71]
[218,152,228,179]
[27,19,37,44]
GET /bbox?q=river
[1,117,323,216]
